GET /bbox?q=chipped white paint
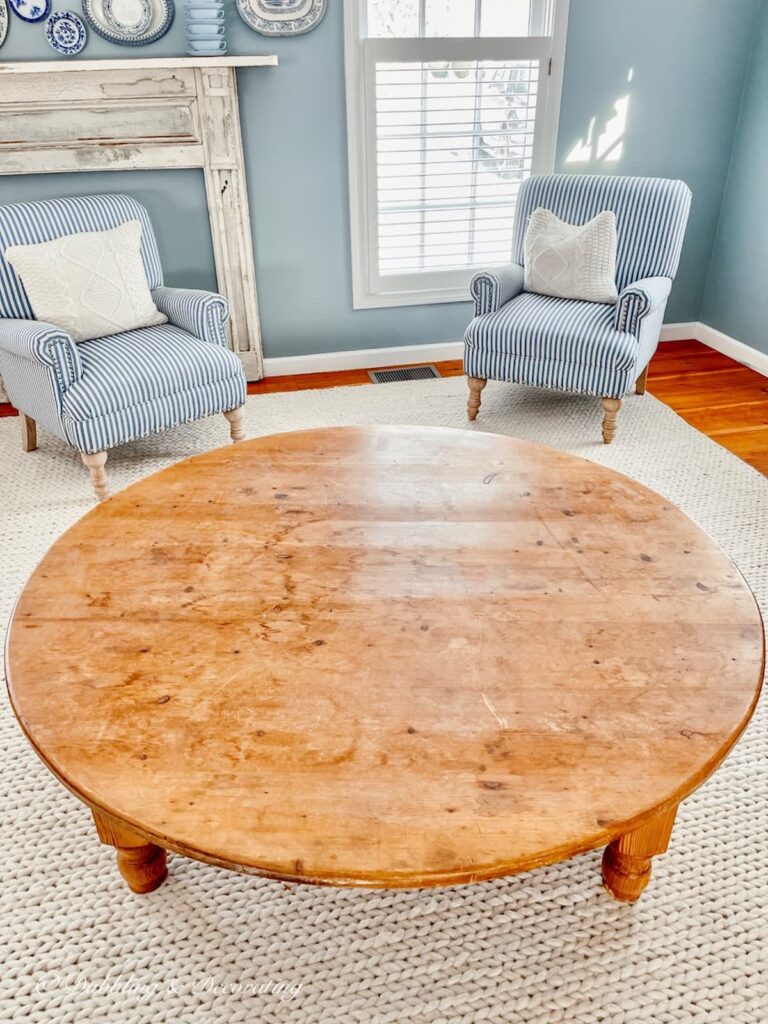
[0,57,277,382]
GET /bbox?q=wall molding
[691,322,768,377]
[659,322,701,342]
[264,340,466,376]
[263,322,768,378]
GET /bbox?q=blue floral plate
[236,0,326,36]
[8,0,51,23]
[46,10,87,55]
[81,0,173,46]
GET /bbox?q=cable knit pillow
[4,220,167,343]
[523,208,619,304]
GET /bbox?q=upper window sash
[344,0,569,309]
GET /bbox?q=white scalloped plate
[81,0,174,46]
[236,0,326,36]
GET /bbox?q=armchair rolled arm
[470,264,525,316]
[0,319,82,392]
[614,277,672,335]
[151,287,230,346]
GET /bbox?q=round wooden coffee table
[6,426,764,902]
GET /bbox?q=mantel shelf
[0,55,278,75]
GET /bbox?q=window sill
[352,286,474,310]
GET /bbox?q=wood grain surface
[5,426,764,890]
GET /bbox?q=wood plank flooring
[1,341,766,475]
[647,341,768,475]
[247,340,768,476]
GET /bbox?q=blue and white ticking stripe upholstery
[61,324,245,454]
[470,263,525,317]
[0,194,246,456]
[0,194,163,319]
[465,293,639,399]
[510,175,692,292]
[151,287,229,347]
[614,276,672,335]
[466,174,692,400]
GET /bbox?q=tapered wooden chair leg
[224,407,246,442]
[601,398,622,444]
[81,451,109,501]
[21,414,37,452]
[635,365,649,395]
[467,377,487,421]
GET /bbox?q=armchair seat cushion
[464,292,639,399]
[60,322,245,453]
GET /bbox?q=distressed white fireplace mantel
[0,56,278,380]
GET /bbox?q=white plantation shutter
[344,1,568,308]
[367,38,547,292]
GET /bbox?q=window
[344,0,570,308]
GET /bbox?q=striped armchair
[464,175,692,442]
[0,194,247,500]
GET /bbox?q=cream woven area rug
[1,378,766,1024]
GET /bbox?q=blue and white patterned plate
[46,10,87,55]
[8,0,51,23]
[236,0,326,36]
[102,0,151,36]
[0,0,8,47]
[81,0,173,46]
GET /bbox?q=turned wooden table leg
[602,804,678,902]
[92,809,168,893]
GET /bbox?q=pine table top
[6,426,764,888]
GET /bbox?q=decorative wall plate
[46,10,87,54]
[81,0,173,46]
[236,0,326,36]
[8,0,51,23]
[0,0,8,47]
[102,0,150,36]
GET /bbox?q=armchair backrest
[512,174,692,291]
[0,194,163,320]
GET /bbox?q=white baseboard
[262,323,768,378]
[660,322,700,342]
[693,322,768,376]
[263,340,463,377]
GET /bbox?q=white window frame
[343,0,570,309]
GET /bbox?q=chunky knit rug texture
[1,377,766,1024]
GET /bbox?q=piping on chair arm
[614,277,672,336]
[151,287,230,346]
[470,263,525,316]
[0,319,82,393]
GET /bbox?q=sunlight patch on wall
[565,69,633,165]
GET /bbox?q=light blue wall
[0,1,760,358]
[555,0,761,325]
[701,1,768,354]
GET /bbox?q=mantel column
[195,66,263,380]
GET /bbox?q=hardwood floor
[247,340,768,476]
[647,340,768,475]
[1,341,766,475]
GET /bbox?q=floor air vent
[368,365,440,384]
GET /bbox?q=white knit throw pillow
[5,220,167,343]
[523,208,619,304]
